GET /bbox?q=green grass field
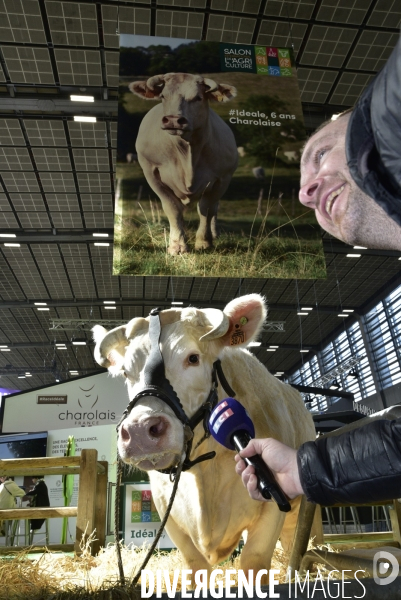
[113,162,326,279]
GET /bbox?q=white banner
[2,372,128,433]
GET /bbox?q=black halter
[116,307,236,476]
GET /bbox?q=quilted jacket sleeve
[297,418,401,505]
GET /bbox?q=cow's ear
[93,324,129,372]
[216,294,267,348]
[207,83,237,103]
[128,80,163,100]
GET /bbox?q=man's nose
[299,179,322,208]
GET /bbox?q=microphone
[209,398,291,513]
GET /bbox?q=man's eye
[314,148,327,165]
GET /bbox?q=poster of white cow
[114,35,326,279]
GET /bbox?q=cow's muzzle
[161,115,189,133]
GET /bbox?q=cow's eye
[188,354,200,365]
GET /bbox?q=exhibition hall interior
[0,0,401,579]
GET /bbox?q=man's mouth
[325,184,345,217]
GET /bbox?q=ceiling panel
[264,0,316,20]
[0,0,46,44]
[46,1,99,47]
[25,120,67,147]
[54,48,102,86]
[1,46,54,84]
[101,6,151,49]
[68,122,108,147]
[300,25,358,68]
[316,0,368,26]
[156,10,204,39]
[257,20,307,54]
[329,71,374,105]
[368,0,401,28]
[0,119,25,145]
[207,14,256,43]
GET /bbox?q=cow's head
[129,73,236,138]
[93,294,266,471]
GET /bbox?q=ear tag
[230,323,245,346]
[239,316,248,326]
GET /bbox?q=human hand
[234,438,304,502]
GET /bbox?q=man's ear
[206,83,237,103]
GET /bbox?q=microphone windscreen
[209,397,255,450]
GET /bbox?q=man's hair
[310,107,353,137]
[300,107,353,158]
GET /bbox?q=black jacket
[297,418,401,505]
[29,479,50,530]
[346,36,401,226]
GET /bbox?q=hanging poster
[114,35,326,279]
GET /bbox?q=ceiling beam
[0,299,357,313]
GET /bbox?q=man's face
[299,114,401,250]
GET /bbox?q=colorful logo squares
[268,66,281,76]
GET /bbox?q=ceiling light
[338,314,349,317]
[301,307,313,311]
[269,345,279,348]
[329,380,340,390]
[297,312,308,316]
[34,302,47,306]
[353,246,367,250]
[69,371,79,375]
[93,233,109,237]
[37,307,50,311]
[347,369,359,379]
[171,301,183,305]
[94,242,110,246]
[103,300,115,304]
[58,347,67,350]
[0,233,16,238]
[0,348,11,352]
[300,349,309,353]
[4,243,20,247]
[73,116,96,123]
[248,341,261,347]
[331,114,340,121]
[18,375,25,379]
[343,309,354,313]
[55,343,66,346]
[70,95,94,102]
[25,374,32,377]
[0,345,8,348]
[72,340,86,346]
[266,349,276,352]
[55,379,60,382]
[346,253,361,258]
[104,306,116,309]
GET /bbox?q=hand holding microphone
[208,398,294,512]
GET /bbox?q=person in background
[0,475,25,536]
[26,475,50,536]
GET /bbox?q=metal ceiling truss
[311,355,364,388]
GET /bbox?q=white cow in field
[93,294,315,577]
[129,73,238,255]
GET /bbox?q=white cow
[93,294,315,577]
[129,73,238,255]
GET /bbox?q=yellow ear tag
[239,316,248,326]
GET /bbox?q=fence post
[75,449,98,554]
[92,461,108,555]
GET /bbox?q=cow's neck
[173,120,211,193]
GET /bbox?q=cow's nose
[177,117,187,126]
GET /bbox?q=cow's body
[93,295,315,576]
[130,73,238,255]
